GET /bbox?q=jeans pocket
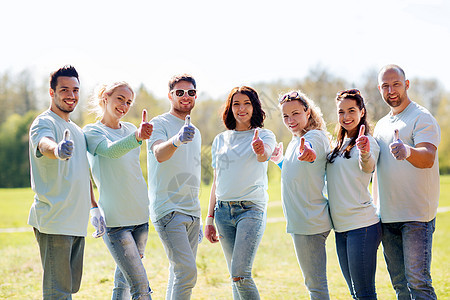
[107,226,125,236]
[156,211,176,227]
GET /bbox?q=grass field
[1,175,449,299]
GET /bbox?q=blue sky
[2,0,449,99]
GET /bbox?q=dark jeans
[335,222,382,299]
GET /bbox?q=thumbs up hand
[270,142,284,165]
[389,129,411,160]
[172,115,195,147]
[136,109,153,142]
[356,125,370,156]
[251,128,264,156]
[54,129,74,160]
[298,136,316,162]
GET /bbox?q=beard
[55,99,76,113]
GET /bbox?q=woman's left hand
[251,129,264,156]
[136,109,153,141]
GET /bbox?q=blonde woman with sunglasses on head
[326,89,381,300]
[83,82,153,299]
[271,90,332,300]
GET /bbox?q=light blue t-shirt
[281,130,332,235]
[28,110,90,237]
[83,121,150,227]
[211,128,276,209]
[374,101,440,223]
[147,113,202,222]
[326,135,380,232]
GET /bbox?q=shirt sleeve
[30,117,56,158]
[147,117,168,152]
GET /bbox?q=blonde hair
[88,81,135,119]
[279,90,326,134]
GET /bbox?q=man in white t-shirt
[374,64,440,300]
[147,74,201,300]
[28,65,94,299]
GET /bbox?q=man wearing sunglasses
[146,74,201,300]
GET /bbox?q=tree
[0,111,39,187]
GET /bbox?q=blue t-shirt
[211,128,276,209]
[326,135,380,232]
[147,113,202,222]
[281,130,332,235]
[83,121,150,227]
[28,110,90,236]
[374,101,440,223]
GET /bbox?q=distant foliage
[1,67,449,187]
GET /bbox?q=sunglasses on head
[279,91,308,109]
[337,89,361,97]
[172,89,197,97]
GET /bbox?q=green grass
[1,175,449,299]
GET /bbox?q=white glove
[90,207,106,238]
[171,115,195,147]
[54,129,73,160]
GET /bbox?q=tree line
[1,66,449,187]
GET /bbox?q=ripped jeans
[215,200,266,300]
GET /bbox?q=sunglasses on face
[172,89,197,97]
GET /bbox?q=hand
[90,207,106,238]
[205,216,219,243]
[356,125,370,156]
[251,128,264,156]
[270,142,284,164]
[389,129,411,160]
[298,137,316,162]
[172,115,195,147]
[136,109,153,141]
[54,129,73,160]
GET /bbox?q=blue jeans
[153,211,200,300]
[381,219,437,300]
[215,200,266,300]
[103,223,152,300]
[335,222,382,299]
[33,228,85,300]
[292,231,330,300]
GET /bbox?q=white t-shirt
[281,130,332,235]
[28,110,90,236]
[211,128,276,209]
[326,135,380,232]
[374,101,440,223]
[147,113,202,222]
[83,121,150,227]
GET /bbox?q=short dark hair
[168,74,196,91]
[50,65,79,90]
[222,86,266,130]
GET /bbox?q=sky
[1,0,450,100]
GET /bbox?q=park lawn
[0,175,449,299]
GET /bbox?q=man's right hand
[54,129,73,160]
[172,115,195,147]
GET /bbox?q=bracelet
[205,216,214,226]
[207,215,214,218]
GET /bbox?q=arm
[406,142,437,169]
[38,137,59,159]
[90,180,97,208]
[152,139,178,163]
[152,115,195,163]
[95,133,142,159]
[205,171,219,243]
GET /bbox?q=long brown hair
[327,89,369,163]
